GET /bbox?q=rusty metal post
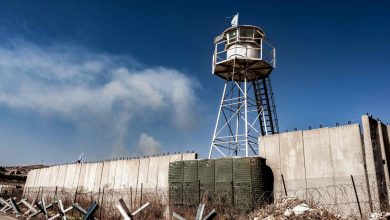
[130,186,133,209]
[99,187,105,219]
[140,183,143,208]
[351,175,363,218]
[281,174,287,197]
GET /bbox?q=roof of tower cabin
[214,25,266,44]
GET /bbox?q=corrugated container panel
[169,161,184,183]
[198,159,215,183]
[200,182,215,202]
[198,159,215,202]
[183,160,198,182]
[251,157,266,205]
[215,158,233,183]
[233,157,252,183]
[234,183,252,210]
[169,182,183,205]
[183,182,199,205]
[168,157,269,212]
[215,180,233,205]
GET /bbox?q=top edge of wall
[38,151,198,168]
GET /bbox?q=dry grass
[246,197,346,220]
[2,192,354,220]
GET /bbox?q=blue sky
[0,0,389,165]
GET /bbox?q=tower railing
[213,37,276,69]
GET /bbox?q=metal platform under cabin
[213,58,273,81]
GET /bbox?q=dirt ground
[0,216,17,220]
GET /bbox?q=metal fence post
[281,174,287,197]
[351,175,363,218]
[54,186,58,201]
[73,187,78,203]
[97,187,101,205]
[140,183,143,207]
[130,186,133,209]
[231,181,234,207]
[39,186,42,200]
[99,187,105,219]
[198,180,201,204]
[71,187,78,217]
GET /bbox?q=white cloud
[136,133,162,156]
[0,40,199,156]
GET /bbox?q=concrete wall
[260,115,390,216]
[23,152,197,201]
[260,123,371,216]
[362,115,390,211]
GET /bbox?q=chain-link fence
[21,185,168,219]
[170,174,390,219]
[271,174,390,219]
[10,174,390,219]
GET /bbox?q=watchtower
[209,17,279,158]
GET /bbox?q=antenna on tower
[209,17,279,159]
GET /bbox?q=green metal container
[169,182,183,205]
[183,160,198,183]
[215,158,233,183]
[169,161,184,183]
[198,159,215,202]
[183,182,199,205]
[168,157,268,213]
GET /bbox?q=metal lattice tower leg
[209,76,279,159]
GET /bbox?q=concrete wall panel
[303,128,334,179]
[48,166,59,188]
[260,134,282,196]
[93,163,104,192]
[25,170,33,188]
[119,159,138,190]
[303,128,336,205]
[34,168,42,188]
[37,167,46,188]
[145,156,159,190]
[329,124,365,177]
[169,154,182,162]
[107,160,118,189]
[28,169,37,188]
[64,164,76,190]
[182,153,196,161]
[379,123,390,184]
[279,131,305,180]
[43,167,54,187]
[24,169,37,197]
[24,153,194,204]
[260,134,280,178]
[56,165,68,188]
[114,160,126,189]
[71,163,82,189]
[32,169,41,189]
[362,115,389,211]
[362,115,378,178]
[77,163,87,191]
[83,163,98,192]
[157,155,171,189]
[79,163,89,190]
[137,158,150,189]
[124,159,140,189]
[99,162,110,189]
